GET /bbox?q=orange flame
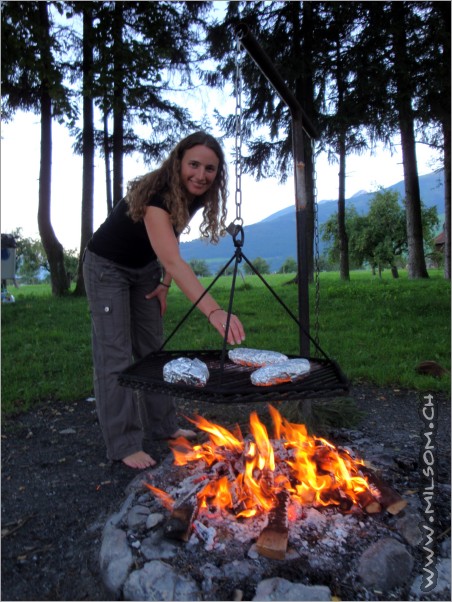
[146,405,373,519]
[144,483,175,511]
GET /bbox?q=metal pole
[235,23,318,139]
[292,116,310,357]
[235,23,315,356]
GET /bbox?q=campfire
[144,405,406,560]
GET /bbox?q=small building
[434,230,445,253]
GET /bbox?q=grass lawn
[1,269,450,416]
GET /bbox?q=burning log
[334,448,403,514]
[355,489,382,514]
[328,488,354,513]
[164,502,196,542]
[160,475,212,542]
[361,467,407,515]
[309,445,381,513]
[256,490,289,560]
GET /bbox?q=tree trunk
[303,133,315,284]
[430,1,450,280]
[74,4,95,297]
[399,115,429,278]
[333,20,350,282]
[113,108,124,205]
[287,0,316,293]
[103,108,113,215]
[299,0,316,284]
[443,118,451,280]
[37,2,68,297]
[112,2,125,206]
[337,134,350,282]
[391,2,428,279]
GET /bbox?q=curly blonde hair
[126,132,228,244]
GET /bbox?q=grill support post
[235,23,316,357]
[293,117,310,357]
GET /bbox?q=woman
[83,132,246,469]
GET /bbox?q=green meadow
[1,269,449,416]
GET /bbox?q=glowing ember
[145,405,379,520]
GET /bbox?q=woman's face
[180,145,220,199]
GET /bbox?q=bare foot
[122,451,156,469]
[170,428,197,441]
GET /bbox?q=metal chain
[234,34,244,226]
[312,138,320,347]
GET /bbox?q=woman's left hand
[145,284,169,316]
[209,309,245,346]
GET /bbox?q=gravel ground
[1,383,450,601]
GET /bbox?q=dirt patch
[1,384,450,601]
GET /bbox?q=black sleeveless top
[87,194,203,268]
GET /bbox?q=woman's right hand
[208,309,245,346]
[145,283,169,317]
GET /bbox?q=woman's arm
[144,206,245,345]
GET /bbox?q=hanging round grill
[118,350,348,404]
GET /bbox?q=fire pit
[98,405,437,601]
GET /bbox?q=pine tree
[2,1,76,295]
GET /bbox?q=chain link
[234,34,244,226]
[312,138,320,347]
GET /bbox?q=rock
[127,504,150,528]
[141,536,179,561]
[146,512,164,529]
[357,537,414,591]
[106,492,136,527]
[410,557,451,597]
[201,563,223,595]
[396,512,423,546]
[415,360,448,378]
[252,577,331,601]
[247,543,260,559]
[99,523,134,594]
[222,559,257,580]
[123,560,202,601]
[440,536,451,559]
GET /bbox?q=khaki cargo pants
[83,249,178,461]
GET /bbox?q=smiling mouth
[190,182,206,191]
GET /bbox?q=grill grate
[118,350,349,404]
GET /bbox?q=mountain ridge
[180,170,445,273]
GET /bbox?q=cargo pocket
[90,297,129,350]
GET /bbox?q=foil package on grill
[228,347,288,368]
[250,358,311,386]
[163,357,209,387]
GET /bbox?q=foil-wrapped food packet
[163,357,209,387]
[228,347,288,368]
[250,358,311,386]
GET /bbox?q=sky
[1,106,440,251]
[0,1,442,252]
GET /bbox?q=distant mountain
[350,189,368,198]
[180,170,445,273]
